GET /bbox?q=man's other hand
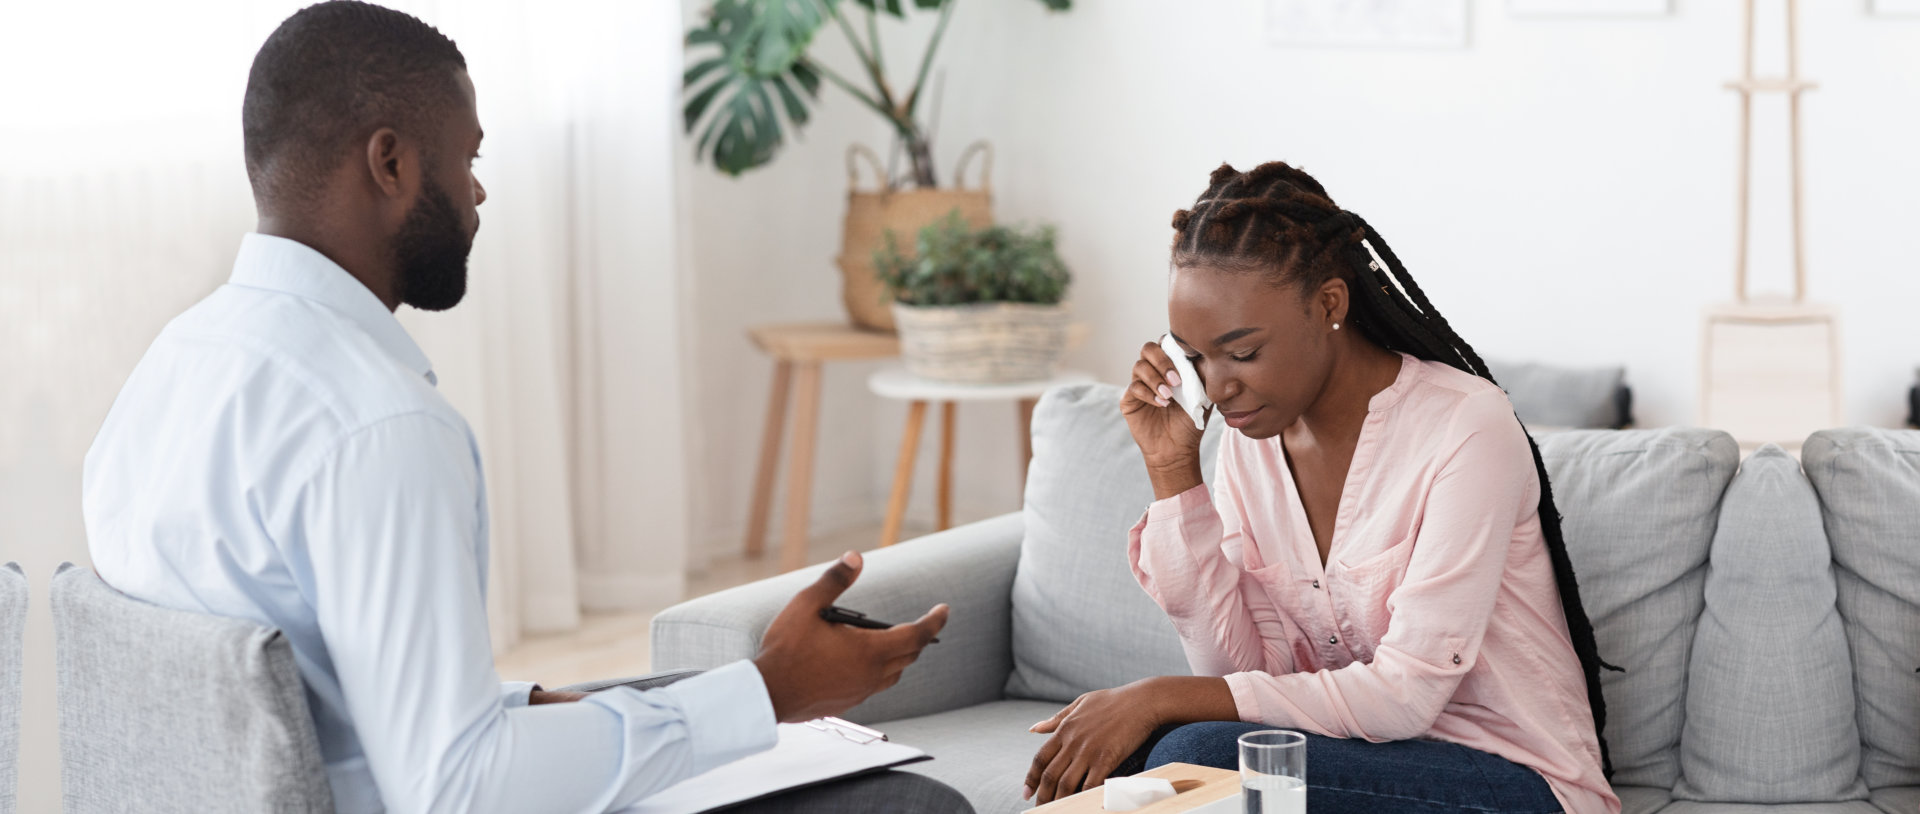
[752,551,949,723]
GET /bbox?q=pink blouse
[1128,352,1619,814]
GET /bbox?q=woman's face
[1166,264,1344,440]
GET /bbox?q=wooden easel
[1700,0,1842,454]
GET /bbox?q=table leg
[744,360,792,558]
[779,362,824,572]
[1018,398,1037,492]
[880,400,928,548]
[938,401,955,532]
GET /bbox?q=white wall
[680,0,1920,560]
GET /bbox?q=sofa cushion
[1537,428,1740,791]
[1675,446,1866,803]
[1616,786,1674,814]
[1488,359,1630,429]
[1005,383,1222,702]
[1660,803,1884,814]
[881,699,1062,814]
[1869,786,1920,814]
[1802,429,1920,792]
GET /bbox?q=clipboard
[621,718,932,814]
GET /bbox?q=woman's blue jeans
[1142,722,1564,814]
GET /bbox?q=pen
[820,716,890,742]
[819,605,940,643]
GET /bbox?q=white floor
[494,521,932,688]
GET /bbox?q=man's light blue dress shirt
[83,234,777,813]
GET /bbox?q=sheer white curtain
[1,3,689,807]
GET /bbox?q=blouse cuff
[1224,671,1267,724]
[1144,483,1213,526]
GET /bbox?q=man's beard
[393,173,473,312]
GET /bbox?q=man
[81,3,971,812]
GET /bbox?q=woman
[1021,162,1619,814]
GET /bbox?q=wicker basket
[835,143,994,332]
[891,301,1071,383]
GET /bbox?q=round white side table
[867,367,1096,548]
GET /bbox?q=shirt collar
[1367,351,1419,413]
[228,233,438,386]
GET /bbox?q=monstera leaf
[683,0,1071,177]
[682,0,831,175]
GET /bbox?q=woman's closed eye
[1189,350,1259,363]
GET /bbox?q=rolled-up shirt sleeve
[1129,435,1298,679]
[296,413,775,813]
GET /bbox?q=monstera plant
[682,0,1070,187]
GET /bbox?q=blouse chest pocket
[1327,531,1418,659]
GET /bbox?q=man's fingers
[910,603,949,641]
[876,603,949,655]
[792,551,861,610]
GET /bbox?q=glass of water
[1238,729,1306,814]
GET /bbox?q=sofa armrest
[652,512,1024,725]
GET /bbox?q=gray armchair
[47,560,704,813]
[51,562,335,814]
[2,562,25,814]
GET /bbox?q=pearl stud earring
[1332,323,1342,331]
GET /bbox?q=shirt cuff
[499,680,539,709]
[1224,671,1267,724]
[1144,483,1212,526]
[648,659,779,775]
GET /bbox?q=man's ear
[364,127,408,199]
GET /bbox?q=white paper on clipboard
[619,721,931,814]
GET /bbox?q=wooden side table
[867,367,1094,548]
[745,323,900,572]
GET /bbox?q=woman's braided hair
[1171,161,1619,778]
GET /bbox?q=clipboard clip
[806,716,889,744]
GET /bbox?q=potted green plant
[681,0,1070,332]
[874,212,1073,383]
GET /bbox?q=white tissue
[1102,776,1178,811]
[1159,334,1212,430]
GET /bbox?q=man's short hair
[242,1,467,208]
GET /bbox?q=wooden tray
[1023,763,1240,814]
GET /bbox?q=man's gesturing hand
[753,551,950,723]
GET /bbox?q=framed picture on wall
[1509,0,1669,15]
[1265,0,1470,48]
[1869,0,1920,15]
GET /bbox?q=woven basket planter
[836,143,993,332]
[891,301,1070,384]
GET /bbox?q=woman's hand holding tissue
[1121,336,1210,501]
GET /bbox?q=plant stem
[866,6,884,80]
[799,56,894,121]
[831,3,897,111]
[906,0,956,119]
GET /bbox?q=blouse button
[1452,654,1462,665]
[1328,635,1339,645]
[1311,579,1321,589]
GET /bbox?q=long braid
[1169,162,1620,779]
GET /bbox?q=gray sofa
[654,384,1920,814]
